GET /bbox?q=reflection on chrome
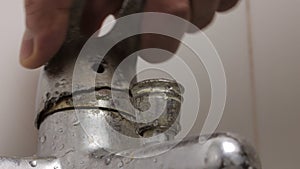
[0,0,261,168]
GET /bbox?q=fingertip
[20,29,66,69]
[19,30,38,69]
[20,34,33,60]
[140,0,190,63]
[81,0,123,36]
[20,44,50,69]
[140,34,180,63]
[20,54,44,69]
[217,0,240,12]
[21,0,72,69]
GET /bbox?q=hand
[20,0,239,69]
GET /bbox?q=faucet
[0,0,261,168]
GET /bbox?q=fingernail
[20,29,34,60]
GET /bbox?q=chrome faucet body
[0,0,261,168]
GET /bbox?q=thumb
[20,0,73,69]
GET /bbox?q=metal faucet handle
[0,1,263,169]
[37,0,146,126]
[48,0,145,70]
[63,0,85,43]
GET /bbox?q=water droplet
[29,160,37,167]
[39,136,46,144]
[72,120,80,126]
[61,79,67,83]
[45,93,51,99]
[199,137,207,144]
[80,161,84,165]
[55,79,67,87]
[113,125,121,132]
[59,144,65,150]
[167,116,173,122]
[123,158,132,164]
[153,120,159,126]
[58,128,63,133]
[118,161,124,168]
[153,158,157,163]
[104,157,111,165]
[52,146,56,151]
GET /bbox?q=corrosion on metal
[0,0,262,168]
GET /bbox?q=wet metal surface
[37,110,261,169]
[0,157,61,169]
[0,0,261,168]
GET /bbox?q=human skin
[20,0,239,69]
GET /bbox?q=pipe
[0,0,262,168]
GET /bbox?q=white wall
[204,0,257,145]
[250,0,300,168]
[0,0,299,169]
[205,1,300,168]
[0,1,39,156]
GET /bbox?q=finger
[81,0,123,35]
[20,0,73,69]
[188,0,220,32]
[140,0,191,63]
[217,0,240,12]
